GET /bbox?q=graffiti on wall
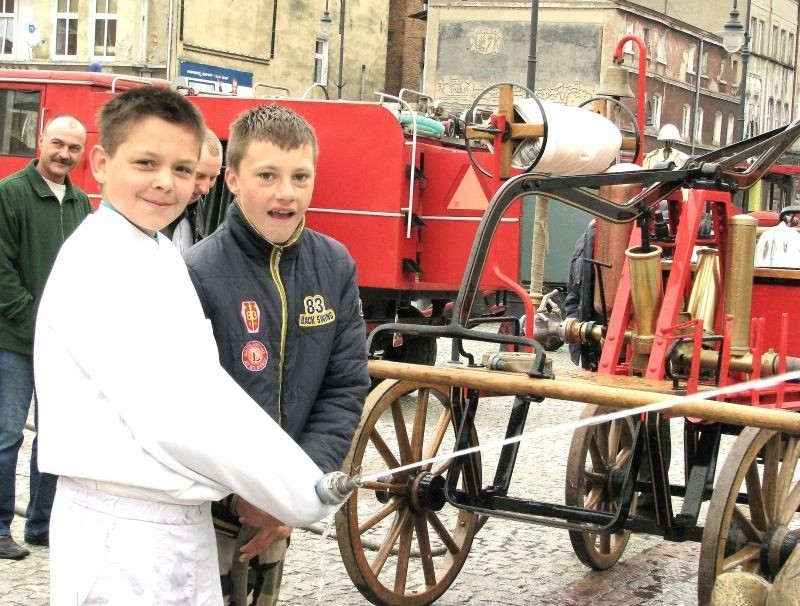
[435,21,601,112]
[536,81,596,105]
[468,27,503,56]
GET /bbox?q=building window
[656,33,666,64]
[771,25,779,59]
[719,59,727,84]
[757,20,765,54]
[0,0,14,56]
[732,59,740,86]
[54,0,79,58]
[713,111,722,146]
[700,51,708,78]
[643,27,651,58]
[313,38,329,86]
[650,93,662,129]
[687,46,696,75]
[681,104,692,140]
[726,113,735,145]
[767,98,774,130]
[789,33,795,67]
[781,29,787,63]
[623,23,634,56]
[694,107,704,144]
[92,0,117,59]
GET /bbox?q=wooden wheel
[336,379,481,605]
[698,428,800,605]
[565,404,637,570]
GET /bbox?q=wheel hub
[409,472,447,513]
[761,523,800,576]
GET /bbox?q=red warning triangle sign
[446,165,489,211]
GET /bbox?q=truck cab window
[0,89,40,157]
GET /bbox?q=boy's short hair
[226,105,318,171]
[97,85,205,157]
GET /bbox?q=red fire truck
[0,69,522,364]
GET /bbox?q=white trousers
[50,477,223,606]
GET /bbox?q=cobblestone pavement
[2,332,718,605]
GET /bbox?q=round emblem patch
[241,340,268,372]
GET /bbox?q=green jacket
[0,160,92,355]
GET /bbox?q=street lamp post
[526,0,539,91]
[719,0,751,142]
[320,0,346,99]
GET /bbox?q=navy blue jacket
[186,202,369,474]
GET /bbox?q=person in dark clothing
[185,105,369,605]
[0,115,91,559]
[162,129,222,256]
[564,219,599,370]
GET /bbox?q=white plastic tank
[511,98,623,175]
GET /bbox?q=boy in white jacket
[34,86,338,605]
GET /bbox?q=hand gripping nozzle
[315,471,363,506]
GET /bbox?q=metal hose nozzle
[315,471,362,506]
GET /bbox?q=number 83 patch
[299,294,336,327]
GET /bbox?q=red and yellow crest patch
[241,301,260,334]
[241,340,268,372]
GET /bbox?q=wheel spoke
[762,437,780,521]
[394,512,414,593]
[616,444,632,467]
[427,511,459,554]
[370,429,402,472]
[361,480,405,493]
[597,424,609,462]
[599,532,611,554]
[722,544,761,573]
[608,421,621,460]
[744,460,769,530]
[371,507,410,576]
[731,505,764,543]
[424,408,453,461]
[584,487,604,510]
[415,514,438,587]
[588,432,605,470]
[431,457,453,477]
[391,399,413,466]
[410,389,430,462]
[779,481,800,525]
[775,437,800,509]
[359,497,404,534]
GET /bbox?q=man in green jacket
[0,114,91,559]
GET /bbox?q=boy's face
[225,141,315,245]
[90,117,200,236]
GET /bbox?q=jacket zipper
[269,246,287,426]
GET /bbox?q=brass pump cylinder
[625,245,664,373]
[723,215,758,356]
[686,247,720,334]
[626,245,664,338]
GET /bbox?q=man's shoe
[24,531,49,547]
[0,536,30,559]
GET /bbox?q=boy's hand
[235,498,293,561]
[239,524,293,561]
